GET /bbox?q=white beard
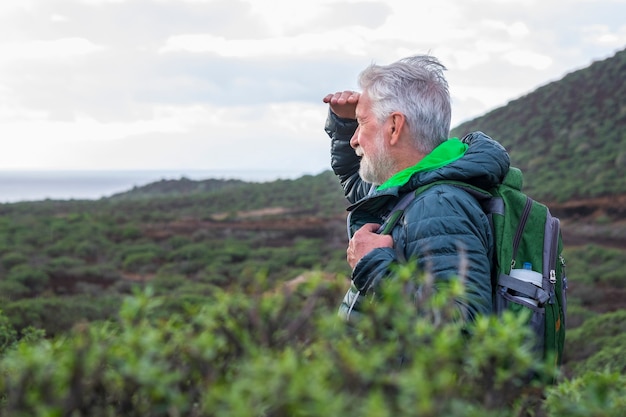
[357,136,395,185]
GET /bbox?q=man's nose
[350,126,360,149]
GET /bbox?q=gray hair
[358,55,451,154]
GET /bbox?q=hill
[452,48,626,204]
[109,177,248,199]
[450,48,626,255]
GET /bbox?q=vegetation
[0,171,349,338]
[0,48,625,415]
[452,48,626,202]
[0,269,605,417]
[0,168,623,415]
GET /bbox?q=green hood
[377,138,468,190]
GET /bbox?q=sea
[0,170,309,204]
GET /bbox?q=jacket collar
[376,138,468,190]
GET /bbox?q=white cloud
[502,49,554,70]
[2,111,185,146]
[508,22,531,38]
[50,13,70,22]
[0,37,105,62]
[0,101,330,171]
[440,48,492,71]
[480,20,530,38]
[159,29,372,57]
[471,0,537,4]
[583,24,626,47]
[240,0,331,36]
[75,0,128,4]
[0,1,35,14]
[0,0,624,175]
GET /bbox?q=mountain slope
[451,48,626,203]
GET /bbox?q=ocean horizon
[0,169,315,204]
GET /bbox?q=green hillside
[452,48,626,202]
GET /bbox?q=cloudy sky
[1,0,625,178]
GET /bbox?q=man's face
[351,92,395,185]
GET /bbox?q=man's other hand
[347,223,393,268]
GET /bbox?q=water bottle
[509,262,543,306]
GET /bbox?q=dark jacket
[324,111,511,322]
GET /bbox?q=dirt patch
[121,272,156,282]
[549,194,626,223]
[211,207,291,221]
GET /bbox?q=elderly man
[323,55,510,322]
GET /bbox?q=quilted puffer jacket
[324,111,511,322]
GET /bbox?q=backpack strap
[376,192,418,235]
[376,180,495,236]
[375,180,499,283]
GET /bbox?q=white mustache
[355,147,364,157]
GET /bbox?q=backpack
[380,166,567,370]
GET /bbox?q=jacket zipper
[546,214,560,302]
[560,254,567,325]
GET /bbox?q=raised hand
[322,90,360,119]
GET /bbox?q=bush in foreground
[0,268,622,416]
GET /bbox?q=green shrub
[150,273,188,293]
[565,303,597,330]
[0,252,28,271]
[568,309,626,344]
[122,251,159,273]
[0,281,30,301]
[6,265,49,295]
[167,243,210,262]
[0,269,562,417]
[74,240,100,261]
[44,238,80,257]
[46,256,86,271]
[2,296,121,338]
[121,225,142,240]
[565,310,626,376]
[544,370,626,416]
[167,235,192,250]
[564,245,626,286]
[0,310,17,354]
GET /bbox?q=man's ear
[388,112,406,145]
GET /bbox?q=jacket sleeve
[324,110,372,204]
[351,185,493,322]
